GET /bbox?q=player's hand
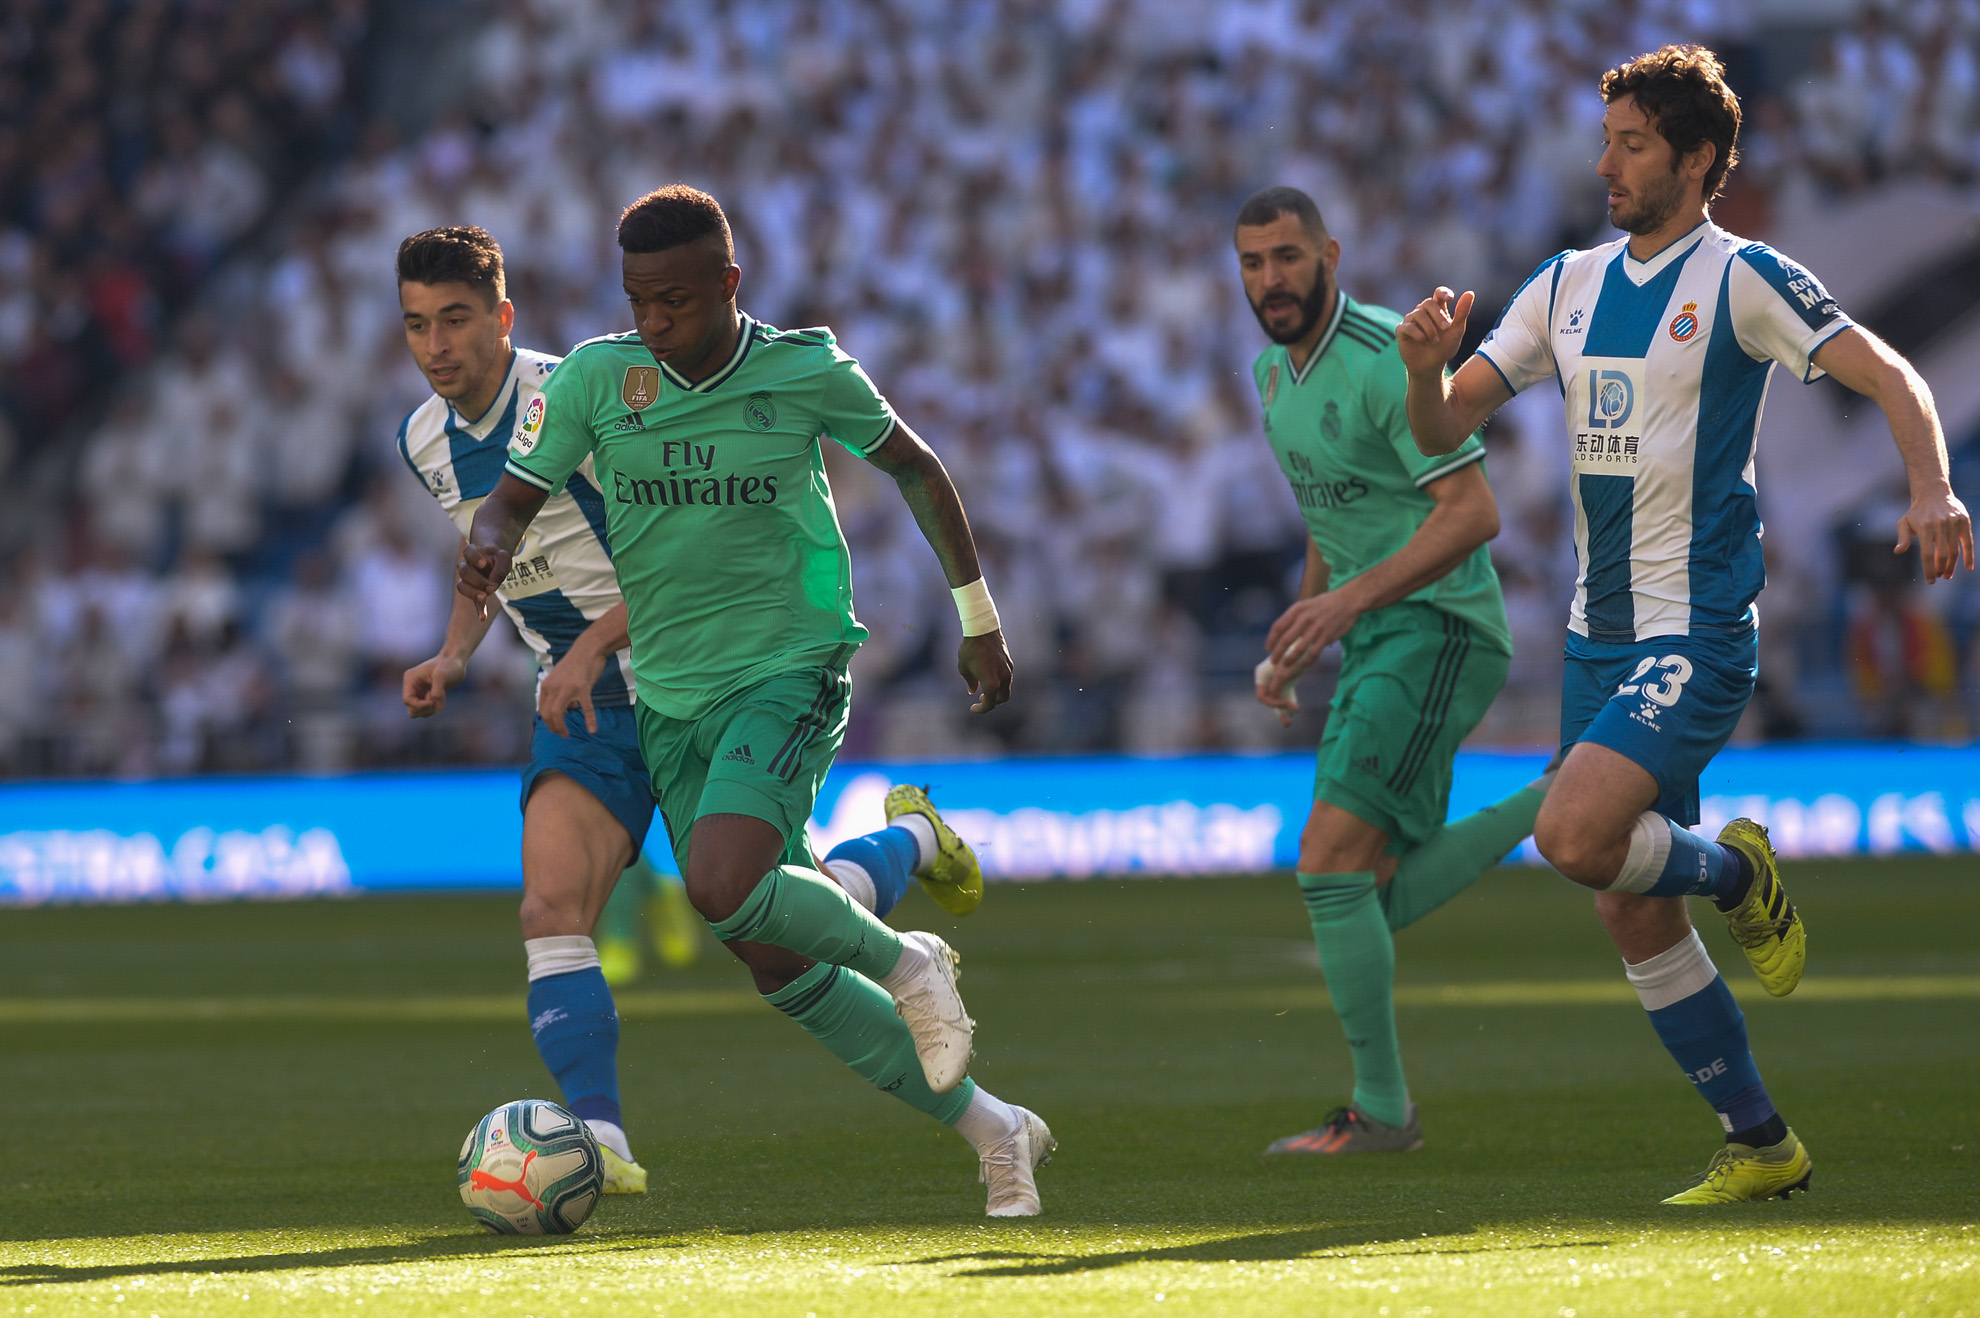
[958,631,1013,714]
[1254,656,1302,727]
[538,648,607,737]
[403,654,467,718]
[1266,591,1360,673]
[1896,487,1976,582]
[457,541,512,619]
[1396,287,1474,378]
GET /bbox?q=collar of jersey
[447,348,520,440]
[1288,292,1348,386]
[657,314,756,393]
[1618,221,1711,287]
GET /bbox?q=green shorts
[1313,602,1510,850]
[634,659,851,872]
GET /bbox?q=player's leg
[646,668,974,1093]
[518,772,646,1190]
[815,784,981,920]
[1536,637,1810,1202]
[1376,640,1543,932]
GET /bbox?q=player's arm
[1811,326,1975,581]
[460,474,550,616]
[537,602,631,738]
[863,420,1013,713]
[1265,462,1499,670]
[1396,288,1512,455]
[407,537,500,717]
[1296,532,1330,599]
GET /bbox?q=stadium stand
[2,0,1976,776]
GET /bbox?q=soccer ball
[457,1099,603,1235]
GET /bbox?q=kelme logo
[743,392,777,432]
[622,366,660,411]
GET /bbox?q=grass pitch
[1,858,1975,1316]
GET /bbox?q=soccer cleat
[1715,818,1806,997]
[1263,1102,1423,1154]
[885,783,985,916]
[1661,1129,1812,1204]
[649,878,702,968]
[888,930,975,1093]
[597,936,641,987]
[981,1106,1055,1217]
[598,1144,649,1195]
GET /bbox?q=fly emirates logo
[612,441,780,507]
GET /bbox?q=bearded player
[1235,186,1555,1156]
[1399,46,1972,1203]
[458,187,1053,1216]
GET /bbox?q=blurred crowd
[4,0,1979,778]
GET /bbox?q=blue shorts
[518,704,657,853]
[1559,628,1757,827]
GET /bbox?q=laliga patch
[514,395,546,454]
[622,365,660,411]
[1668,300,1700,342]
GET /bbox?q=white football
[457,1099,603,1234]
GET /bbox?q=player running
[457,188,1052,1216]
[1234,187,1554,1156]
[396,226,979,1202]
[1398,46,1973,1203]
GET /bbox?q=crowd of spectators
[5,0,1979,777]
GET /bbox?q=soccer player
[1234,187,1555,1156]
[395,226,976,1202]
[457,187,1053,1216]
[1398,46,1973,1203]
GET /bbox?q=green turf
[1,858,1976,1316]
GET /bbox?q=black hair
[1234,186,1329,241]
[617,184,734,257]
[395,225,506,304]
[1601,45,1742,202]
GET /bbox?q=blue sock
[824,827,918,919]
[1618,814,1748,903]
[1625,931,1777,1137]
[526,968,623,1128]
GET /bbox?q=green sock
[598,853,659,944]
[765,962,975,1123]
[1380,778,1550,933]
[709,865,904,979]
[1299,870,1407,1128]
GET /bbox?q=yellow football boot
[1662,1129,1812,1204]
[649,877,703,968]
[1715,818,1806,997]
[885,783,984,916]
[598,1144,649,1195]
[597,936,641,987]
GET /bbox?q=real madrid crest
[622,365,661,411]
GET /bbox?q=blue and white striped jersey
[396,347,634,706]
[1476,221,1852,642]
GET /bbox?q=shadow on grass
[0,1230,687,1287]
[904,1225,1614,1277]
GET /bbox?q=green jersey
[1253,295,1512,654]
[506,315,891,719]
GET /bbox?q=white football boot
[980,1107,1055,1217]
[884,930,975,1093]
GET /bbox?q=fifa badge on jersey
[515,395,546,454]
[622,366,660,412]
[1264,363,1279,406]
[1668,301,1700,343]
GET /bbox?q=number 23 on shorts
[1617,654,1694,708]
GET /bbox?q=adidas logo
[613,411,645,431]
[1352,755,1380,776]
[721,744,754,764]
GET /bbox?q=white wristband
[952,577,1001,637]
